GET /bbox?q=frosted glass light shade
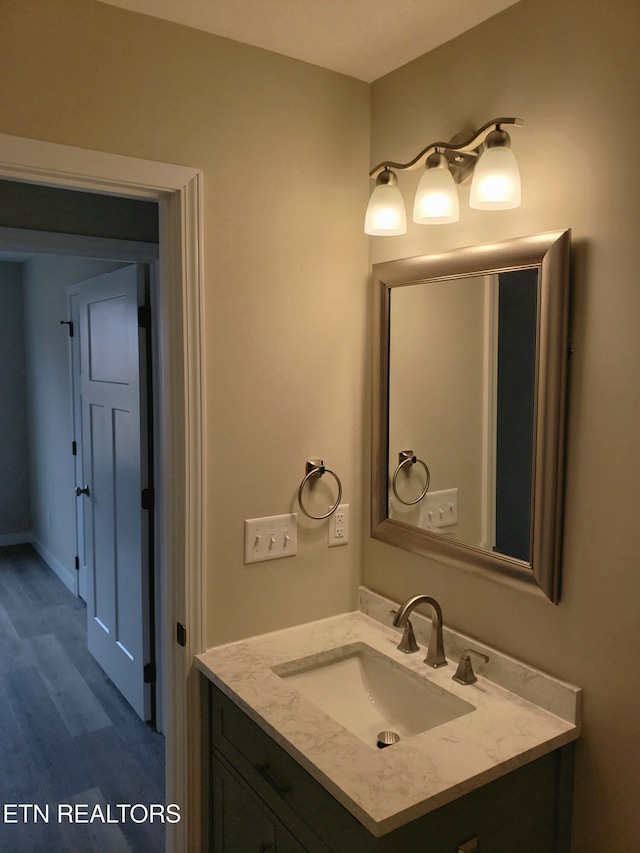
[364,181,407,236]
[413,163,459,224]
[469,145,521,210]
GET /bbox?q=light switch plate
[423,488,458,528]
[244,514,298,563]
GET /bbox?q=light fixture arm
[369,116,523,180]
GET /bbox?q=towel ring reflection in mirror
[297,459,343,519]
[392,451,431,506]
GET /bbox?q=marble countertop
[195,588,581,836]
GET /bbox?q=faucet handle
[452,648,489,685]
[394,617,420,654]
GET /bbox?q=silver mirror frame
[371,229,571,603]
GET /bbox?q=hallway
[0,544,165,852]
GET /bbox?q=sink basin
[273,642,475,749]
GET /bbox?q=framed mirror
[371,230,571,602]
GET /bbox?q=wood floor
[0,544,165,853]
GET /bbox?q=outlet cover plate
[328,503,349,547]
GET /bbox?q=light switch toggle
[423,488,458,528]
[245,514,298,563]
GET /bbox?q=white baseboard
[0,531,34,547]
[31,540,77,594]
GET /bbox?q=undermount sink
[273,642,475,749]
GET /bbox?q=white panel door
[77,265,150,720]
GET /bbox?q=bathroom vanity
[196,589,580,852]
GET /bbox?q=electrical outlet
[328,504,349,547]
[244,514,297,563]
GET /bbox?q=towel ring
[391,450,430,506]
[297,459,343,519]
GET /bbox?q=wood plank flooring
[0,544,165,853]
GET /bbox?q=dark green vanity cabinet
[207,683,573,853]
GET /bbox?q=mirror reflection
[388,268,538,562]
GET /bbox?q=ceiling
[97,0,521,82]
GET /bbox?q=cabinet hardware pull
[254,763,291,796]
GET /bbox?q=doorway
[0,131,205,853]
[0,247,164,850]
[0,202,161,725]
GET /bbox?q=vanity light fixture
[364,117,522,236]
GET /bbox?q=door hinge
[75,555,80,572]
[176,623,187,647]
[138,305,151,329]
[60,320,74,337]
[141,488,154,510]
[72,440,77,456]
[144,662,156,684]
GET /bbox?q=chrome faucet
[392,594,447,668]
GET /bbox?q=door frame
[0,133,206,853]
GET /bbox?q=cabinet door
[213,758,276,852]
[276,825,308,853]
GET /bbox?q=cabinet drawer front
[211,685,372,852]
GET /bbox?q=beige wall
[366,0,640,849]
[0,0,370,642]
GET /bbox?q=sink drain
[376,730,400,749]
